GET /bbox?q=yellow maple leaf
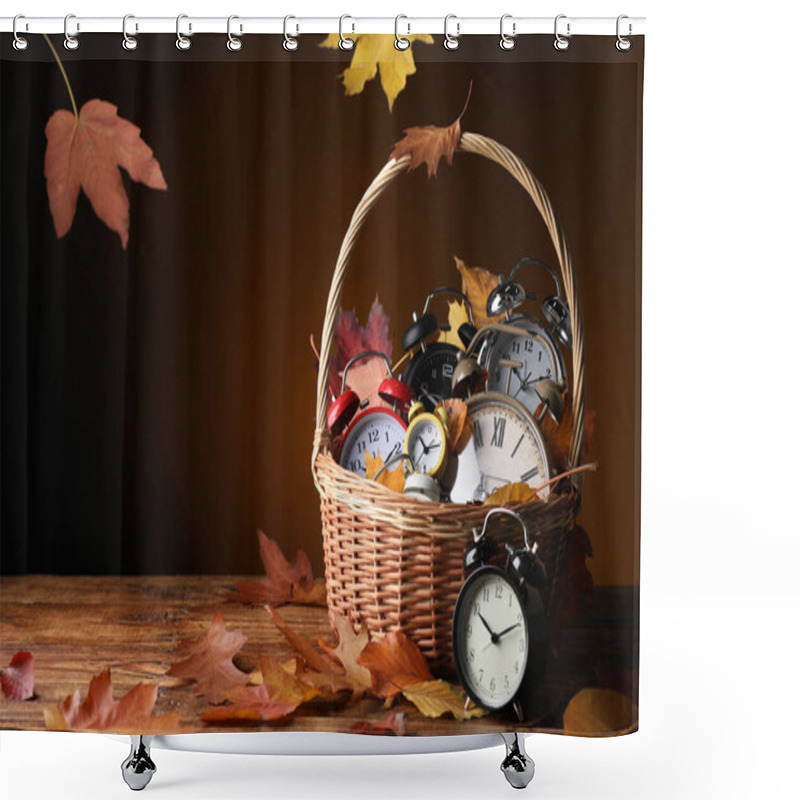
[365,451,406,493]
[485,481,543,506]
[402,680,486,720]
[319,33,434,111]
[436,300,471,349]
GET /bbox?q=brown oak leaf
[357,631,433,699]
[318,614,373,698]
[228,530,327,607]
[44,99,167,248]
[454,257,501,328]
[351,711,407,736]
[44,669,179,732]
[167,612,250,703]
[1,651,35,701]
[563,688,638,734]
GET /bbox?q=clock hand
[477,612,498,642]
[495,622,521,640]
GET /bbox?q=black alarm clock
[401,287,477,411]
[452,508,549,721]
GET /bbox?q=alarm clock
[328,350,415,478]
[452,508,548,719]
[404,401,449,480]
[401,287,477,412]
[373,452,442,502]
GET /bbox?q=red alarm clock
[328,350,415,478]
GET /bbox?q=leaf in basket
[351,711,407,736]
[319,34,434,112]
[345,356,393,411]
[563,688,637,734]
[551,526,594,644]
[227,530,326,607]
[365,452,406,493]
[166,612,250,703]
[538,393,597,472]
[318,614,374,698]
[454,256,501,328]
[437,398,472,455]
[485,482,542,506]
[401,680,486,720]
[1,651,34,701]
[436,300,471,349]
[44,669,180,732]
[357,631,434,699]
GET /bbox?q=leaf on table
[228,530,327,607]
[167,612,250,703]
[1,651,35,701]
[351,711,407,736]
[44,99,167,248]
[329,297,392,405]
[436,300,471,349]
[319,33,434,111]
[454,257,501,328]
[551,526,594,643]
[318,614,373,699]
[44,669,179,732]
[357,631,433,699]
[485,482,542,506]
[401,680,486,720]
[437,399,472,455]
[563,688,637,734]
[538,393,597,472]
[365,452,406,493]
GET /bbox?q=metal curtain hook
[554,14,570,51]
[122,14,138,51]
[616,14,632,51]
[64,13,79,50]
[227,15,242,51]
[339,14,355,50]
[444,14,460,51]
[283,15,299,50]
[12,14,29,51]
[499,14,516,50]
[395,15,410,51]
[176,14,192,50]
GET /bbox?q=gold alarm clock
[403,401,449,480]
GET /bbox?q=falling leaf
[329,297,392,403]
[167,612,250,703]
[437,398,472,455]
[319,34,434,111]
[318,615,373,698]
[563,688,637,734]
[44,99,167,248]
[1,651,34,701]
[436,300,471,349]
[538,395,597,471]
[44,669,179,732]
[485,482,542,506]
[365,451,406,493]
[357,631,433,699]
[455,257,501,328]
[351,711,407,736]
[228,531,327,607]
[401,680,486,720]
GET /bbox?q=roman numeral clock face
[448,394,550,503]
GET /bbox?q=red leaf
[1,651,35,700]
[167,612,250,703]
[351,711,407,736]
[44,99,167,248]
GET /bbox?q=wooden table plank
[0,576,637,734]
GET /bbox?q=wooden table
[0,576,637,734]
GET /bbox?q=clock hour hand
[477,612,497,640]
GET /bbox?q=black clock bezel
[452,564,530,712]
[401,341,462,411]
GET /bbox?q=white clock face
[407,418,444,475]
[449,395,550,503]
[339,411,407,478]
[484,331,560,417]
[454,569,528,709]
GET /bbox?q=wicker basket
[311,132,586,674]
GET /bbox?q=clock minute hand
[495,622,521,640]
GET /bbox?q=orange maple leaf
[365,451,406,492]
[357,631,433,698]
[167,612,250,703]
[44,99,167,248]
[44,669,180,732]
[454,256,501,328]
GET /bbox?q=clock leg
[499,732,535,789]
[121,735,156,791]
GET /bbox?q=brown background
[1,35,642,586]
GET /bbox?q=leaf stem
[456,80,474,124]
[43,33,79,118]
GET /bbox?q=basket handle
[312,131,586,478]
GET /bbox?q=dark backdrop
[1,34,642,584]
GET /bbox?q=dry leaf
[345,356,392,411]
[401,680,486,720]
[167,612,250,703]
[436,300,471,349]
[357,631,433,699]
[228,531,326,607]
[44,99,167,248]
[485,482,542,506]
[44,669,179,732]
[365,451,406,493]
[1,651,34,701]
[351,711,407,736]
[319,33,434,111]
[318,615,373,698]
[455,257,501,328]
[538,394,597,472]
[437,398,472,455]
[563,688,637,734]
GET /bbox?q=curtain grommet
[444,14,460,51]
[395,15,411,51]
[64,13,80,51]
[176,14,192,50]
[283,15,299,51]
[339,14,355,50]
[499,14,516,50]
[616,15,632,51]
[227,15,242,51]
[554,14,570,51]
[122,14,138,51]
[12,14,29,51]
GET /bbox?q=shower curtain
[1,29,642,738]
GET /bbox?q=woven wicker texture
[311,133,585,673]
